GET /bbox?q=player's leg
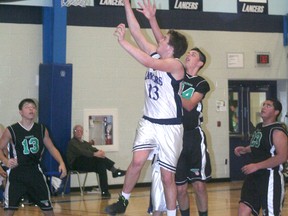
[191,128,211,216]
[4,172,26,216]
[238,175,259,216]
[105,118,157,214]
[177,182,189,211]
[122,118,156,194]
[105,149,150,214]
[158,124,183,216]
[175,130,192,216]
[261,171,285,216]
[238,202,252,216]
[29,168,54,214]
[122,149,150,193]
[161,168,177,215]
[192,181,208,215]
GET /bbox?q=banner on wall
[238,0,268,14]
[0,0,95,7]
[93,0,124,7]
[0,0,52,7]
[169,0,202,11]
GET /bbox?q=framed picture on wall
[83,108,119,152]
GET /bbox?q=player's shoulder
[197,75,207,82]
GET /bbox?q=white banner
[239,0,267,3]
[0,0,52,7]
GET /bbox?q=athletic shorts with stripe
[4,165,53,211]
[176,127,211,185]
[132,118,183,172]
[240,170,285,216]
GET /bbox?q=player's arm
[0,128,9,151]
[123,0,156,54]
[0,129,18,169]
[115,24,184,80]
[241,129,287,175]
[182,92,204,112]
[137,0,164,43]
[43,129,67,178]
[234,145,251,157]
[0,129,11,166]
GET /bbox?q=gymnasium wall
[0,1,287,186]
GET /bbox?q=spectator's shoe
[105,194,129,214]
[112,169,126,178]
[101,191,111,199]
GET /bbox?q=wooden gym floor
[1,181,288,215]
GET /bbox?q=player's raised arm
[137,0,164,43]
[123,0,155,54]
[115,24,184,79]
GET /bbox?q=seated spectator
[66,125,126,198]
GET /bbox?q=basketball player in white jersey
[105,0,188,215]
[138,1,212,216]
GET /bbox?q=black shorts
[175,127,211,185]
[240,170,285,216]
[4,165,53,211]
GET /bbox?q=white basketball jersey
[143,53,183,125]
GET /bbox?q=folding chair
[62,170,101,196]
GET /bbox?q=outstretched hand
[114,23,126,42]
[136,0,156,20]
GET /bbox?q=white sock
[121,192,130,200]
[167,209,176,216]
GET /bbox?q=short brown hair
[168,30,188,58]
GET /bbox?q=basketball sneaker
[105,194,129,214]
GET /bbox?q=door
[229,80,277,181]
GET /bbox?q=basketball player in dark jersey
[235,98,287,216]
[0,98,67,216]
[175,48,212,216]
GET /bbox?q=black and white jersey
[8,122,46,166]
[181,74,210,130]
[250,122,288,172]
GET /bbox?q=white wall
[0,23,42,126]
[66,26,288,186]
[0,23,287,187]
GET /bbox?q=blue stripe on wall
[0,6,283,33]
